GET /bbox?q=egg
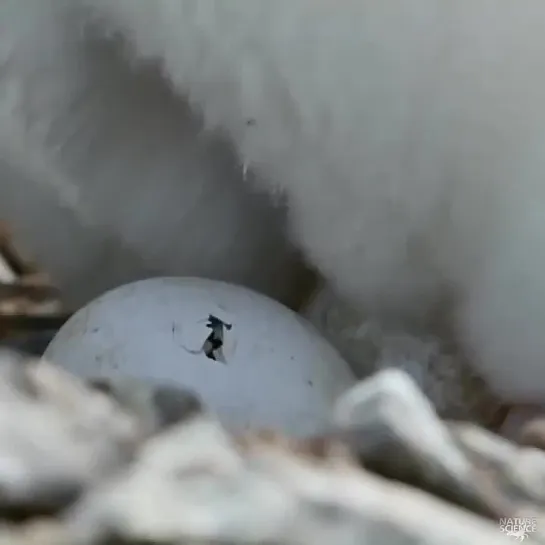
[44,277,356,436]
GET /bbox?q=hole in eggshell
[181,314,233,364]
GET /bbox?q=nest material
[0,225,69,352]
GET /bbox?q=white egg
[45,277,356,436]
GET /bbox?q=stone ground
[0,349,544,544]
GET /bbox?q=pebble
[0,350,543,544]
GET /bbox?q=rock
[65,415,508,545]
[0,349,542,544]
[0,350,139,516]
[329,369,513,520]
[65,416,291,544]
[452,422,545,507]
